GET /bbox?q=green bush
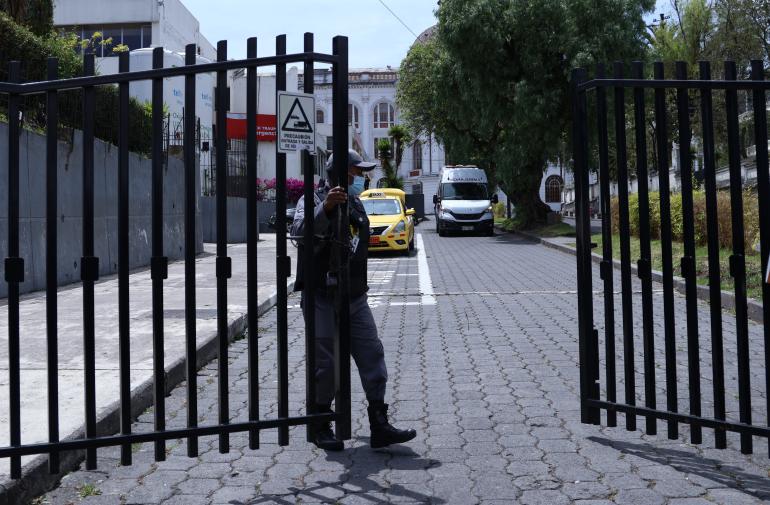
[492,201,506,218]
[610,189,761,253]
[0,11,81,81]
[669,192,683,241]
[0,12,153,155]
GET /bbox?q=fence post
[246,36,260,451]
[571,68,600,425]
[332,35,352,440]
[303,32,318,443]
[45,57,60,474]
[275,34,291,447]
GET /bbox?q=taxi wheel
[409,237,415,251]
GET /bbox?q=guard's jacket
[291,187,370,297]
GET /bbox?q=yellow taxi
[360,188,415,254]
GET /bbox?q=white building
[301,68,446,213]
[227,67,308,182]
[53,0,216,60]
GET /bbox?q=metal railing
[572,60,770,455]
[1,34,351,481]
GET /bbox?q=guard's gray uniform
[291,191,388,405]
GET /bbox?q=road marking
[415,234,436,306]
[396,273,419,276]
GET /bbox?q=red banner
[226,113,277,142]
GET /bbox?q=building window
[142,25,152,47]
[348,103,359,129]
[316,108,325,124]
[60,24,153,57]
[121,26,141,52]
[545,175,564,203]
[412,141,422,172]
[102,26,122,55]
[373,102,395,129]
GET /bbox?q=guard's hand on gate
[323,186,347,215]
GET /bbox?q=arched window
[373,102,395,129]
[348,103,360,129]
[412,141,422,172]
[316,108,325,124]
[545,175,564,203]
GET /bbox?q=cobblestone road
[40,228,770,504]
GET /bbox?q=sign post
[277,91,316,153]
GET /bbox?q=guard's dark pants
[302,293,388,405]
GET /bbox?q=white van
[432,165,497,236]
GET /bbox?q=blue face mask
[349,175,365,196]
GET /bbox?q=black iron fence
[201,139,329,199]
[1,34,351,480]
[572,60,770,455]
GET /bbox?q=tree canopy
[397,0,654,227]
[0,0,53,36]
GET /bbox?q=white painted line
[415,234,436,306]
[391,301,422,306]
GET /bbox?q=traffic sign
[277,91,316,154]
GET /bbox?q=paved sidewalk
[0,235,295,487]
[38,230,770,504]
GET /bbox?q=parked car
[433,165,498,236]
[360,188,416,255]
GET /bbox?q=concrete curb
[510,227,765,325]
[1,280,295,505]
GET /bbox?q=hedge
[610,190,761,253]
[0,12,153,154]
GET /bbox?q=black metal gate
[0,34,351,479]
[572,60,770,454]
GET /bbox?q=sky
[182,0,441,69]
[182,0,673,69]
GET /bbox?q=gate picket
[699,61,727,449]
[751,60,770,457]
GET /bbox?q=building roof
[298,68,399,88]
[415,25,437,45]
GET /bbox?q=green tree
[377,138,404,189]
[0,0,53,36]
[398,0,654,228]
[649,0,766,172]
[388,124,412,172]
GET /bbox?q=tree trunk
[508,175,550,229]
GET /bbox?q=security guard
[292,149,417,451]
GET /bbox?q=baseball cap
[325,149,377,171]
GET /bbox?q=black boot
[368,401,417,448]
[311,405,343,451]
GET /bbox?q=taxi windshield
[362,198,402,216]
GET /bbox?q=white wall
[54,0,157,25]
[229,68,302,181]
[157,0,216,59]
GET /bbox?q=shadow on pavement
[589,436,770,501]
[243,445,443,504]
